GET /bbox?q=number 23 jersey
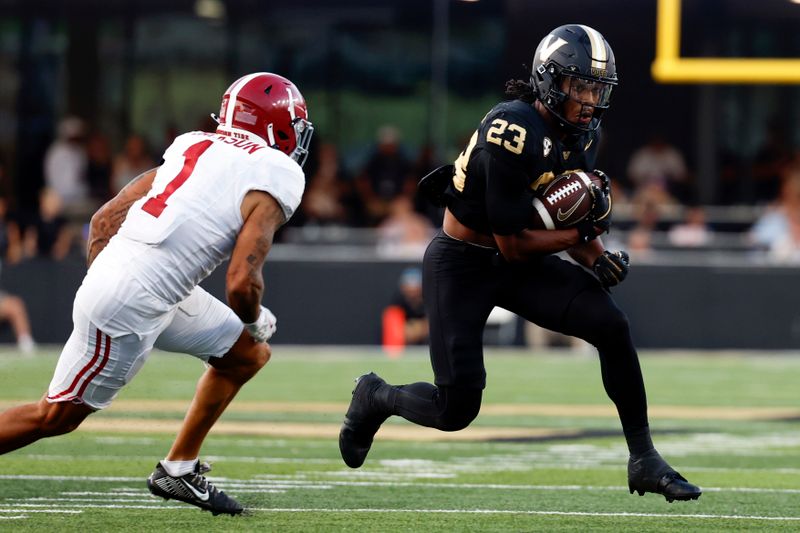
[79,131,304,335]
[445,99,600,236]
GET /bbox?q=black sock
[624,425,655,457]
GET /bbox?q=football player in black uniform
[340,24,701,502]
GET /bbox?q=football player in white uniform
[0,72,313,516]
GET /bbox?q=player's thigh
[424,234,498,389]
[154,286,243,361]
[48,307,157,410]
[498,254,600,332]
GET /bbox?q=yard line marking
[0,474,141,482]
[10,504,184,510]
[1,399,795,420]
[3,474,800,495]
[3,502,799,521]
[13,454,800,474]
[246,507,800,521]
[12,497,185,504]
[0,516,27,519]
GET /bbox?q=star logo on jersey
[543,137,552,157]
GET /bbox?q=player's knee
[213,336,271,379]
[438,407,479,432]
[437,388,481,432]
[38,402,91,437]
[597,308,631,341]
[250,343,271,373]
[579,306,631,347]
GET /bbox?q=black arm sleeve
[474,149,532,236]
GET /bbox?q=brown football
[530,171,598,229]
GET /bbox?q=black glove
[592,169,611,196]
[593,250,630,287]
[574,184,611,243]
[589,184,611,228]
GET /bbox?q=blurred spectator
[750,167,800,263]
[0,248,35,353]
[716,149,745,205]
[627,200,661,258]
[668,206,713,248]
[86,131,113,202]
[376,195,435,259]
[356,125,414,224]
[44,117,90,215]
[23,188,73,261]
[0,197,23,264]
[111,134,155,194]
[300,142,356,226]
[383,267,428,350]
[626,134,691,204]
[0,284,36,354]
[751,119,793,205]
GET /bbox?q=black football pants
[386,231,648,434]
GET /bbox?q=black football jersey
[445,99,600,235]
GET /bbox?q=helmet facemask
[288,117,314,167]
[541,72,615,133]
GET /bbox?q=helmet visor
[564,76,614,109]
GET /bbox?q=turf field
[1,346,799,532]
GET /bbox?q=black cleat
[147,461,244,516]
[628,450,702,502]
[339,372,390,468]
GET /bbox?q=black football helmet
[531,24,618,133]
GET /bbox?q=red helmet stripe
[225,72,265,127]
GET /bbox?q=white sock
[161,458,198,477]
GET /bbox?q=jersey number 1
[142,139,213,218]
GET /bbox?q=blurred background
[1,0,799,350]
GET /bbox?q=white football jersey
[76,131,304,336]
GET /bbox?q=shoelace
[189,462,213,492]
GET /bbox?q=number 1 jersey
[76,131,304,337]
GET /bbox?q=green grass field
[1,346,799,531]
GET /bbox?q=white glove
[244,306,277,343]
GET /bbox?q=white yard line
[2,501,799,522]
[2,475,800,495]
[252,507,800,521]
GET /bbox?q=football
[530,171,601,229]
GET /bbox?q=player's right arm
[226,190,286,326]
[86,168,158,266]
[480,151,585,261]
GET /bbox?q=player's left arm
[86,167,158,266]
[226,190,285,325]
